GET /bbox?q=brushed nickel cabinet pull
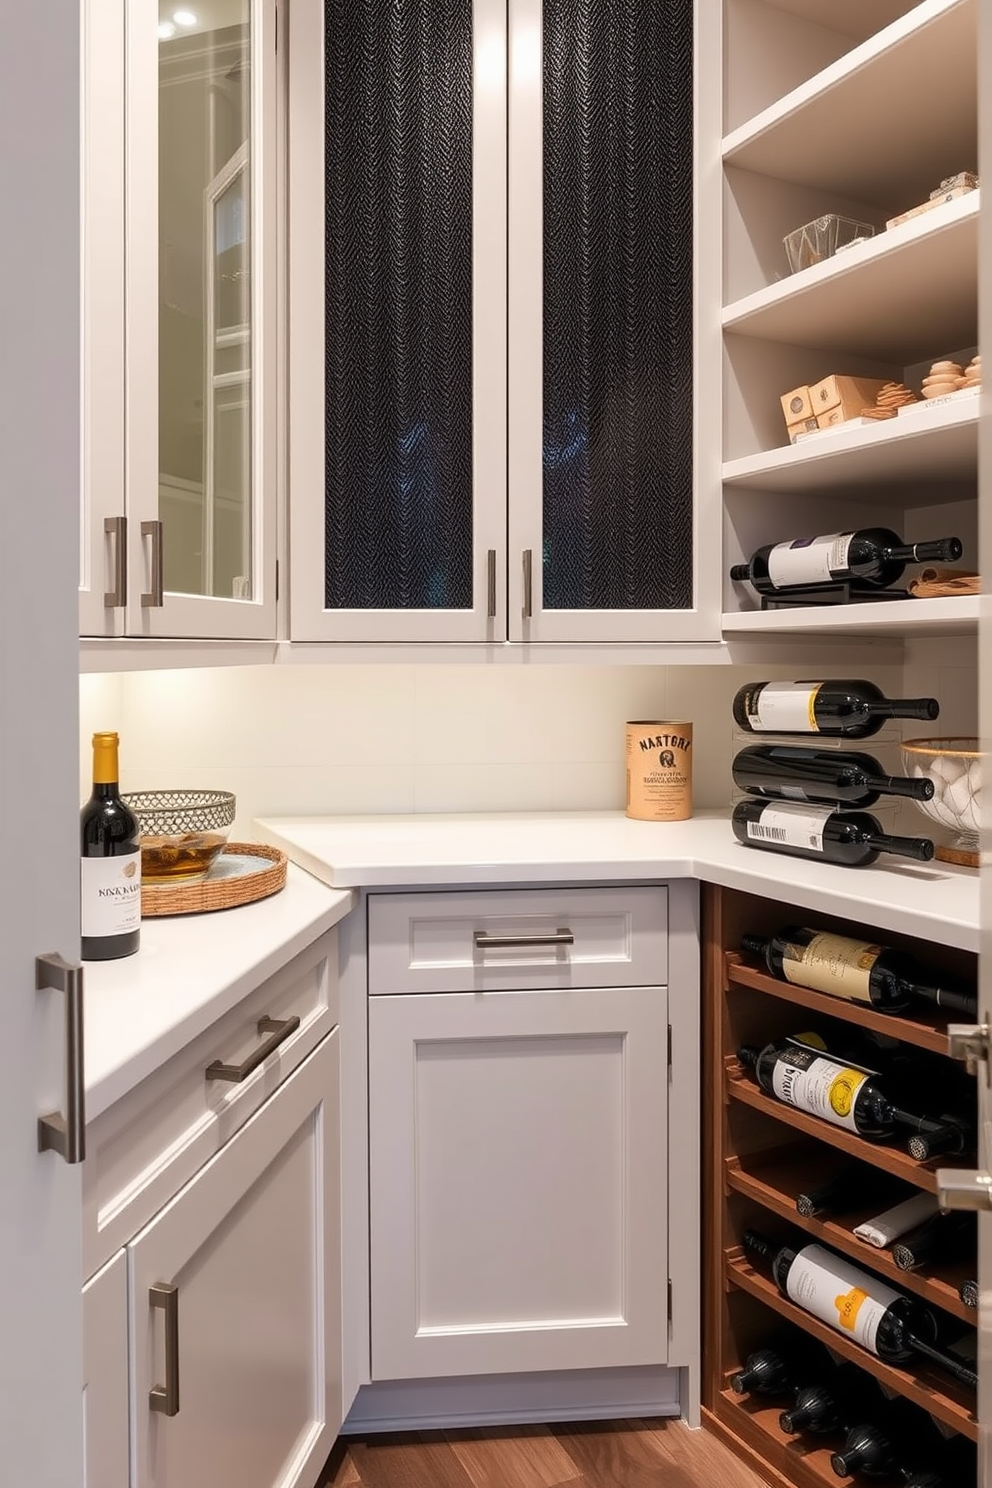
[487,549,497,618]
[522,549,533,619]
[36,954,85,1165]
[103,516,127,607]
[474,928,574,949]
[140,519,164,607]
[204,1014,301,1083]
[149,1283,180,1416]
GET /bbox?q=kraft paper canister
[626,721,693,821]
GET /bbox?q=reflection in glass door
[158,1,252,600]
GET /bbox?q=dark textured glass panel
[324,0,473,609]
[543,0,693,610]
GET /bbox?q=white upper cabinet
[80,0,277,640]
[289,0,715,645]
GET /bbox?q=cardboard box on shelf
[786,415,819,442]
[809,373,890,422]
[780,384,814,423]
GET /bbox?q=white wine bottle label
[786,1244,901,1355]
[746,802,833,852]
[853,1191,939,1249]
[770,1041,870,1133]
[781,932,881,1003]
[766,534,853,589]
[81,852,141,937]
[749,682,822,733]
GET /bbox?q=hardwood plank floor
[319,1419,772,1488]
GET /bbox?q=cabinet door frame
[79,0,127,638]
[84,1251,130,1488]
[369,981,670,1380]
[288,0,508,643]
[506,0,721,644]
[128,1032,341,1488]
[124,0,278,639]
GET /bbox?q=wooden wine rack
[702,885,979,1488]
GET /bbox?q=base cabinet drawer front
[367,886,668,994]
[129,1031,341,1488]
[84,1251,129,1488]
[369,985,669,1380]
[84,929,338,1279]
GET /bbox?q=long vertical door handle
[149,1283,180,1416]
[36,954,85,1165]
[141,519,164,607]
[487,549,497,618]
[522,548,533,620]
[103,516,127,607]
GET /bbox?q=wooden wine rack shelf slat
[724,1152,973,1324]
[707,1391,905,1488]
[725,954,956,1057]
[725,1061,943,1193]
[725,1251,978,1442]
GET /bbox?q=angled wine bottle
[732,800,934,868]
[742,1229,978,1390]
[733,680,939,738]
[729,1346,799,1397]
[729,529,962,595]
[740,925,978,1018]
[732,744,935,808]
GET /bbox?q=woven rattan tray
[141,842,288,917]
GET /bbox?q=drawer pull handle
[36,953,85,1165]
[149,1283,180,1416]
[205,1014,301,1083]
[474,928,574,950]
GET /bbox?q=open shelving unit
[702,884,979,1487]
[719,0,980,646]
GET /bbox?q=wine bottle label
[770,1041,871,1133]
[81,852,141,937]
[748,683,822,733]
[766,534,853,589]
[853,1192,939,1249]
[786,1244,901,1355]
[746,802,832,852]
[781,933,881,1003]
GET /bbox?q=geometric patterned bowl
[899,738,982,867]
[120,789,236,886]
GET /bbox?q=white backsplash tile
[84,656,914,833]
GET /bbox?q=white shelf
[722,192,978,360]
[757,0,919,41]
[722,0,976,201]
[722,398,979,497]
[722,594,980,639]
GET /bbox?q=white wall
[81,659,908,838]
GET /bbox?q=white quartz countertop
[253,810,981,954]
[84,863,354,1120]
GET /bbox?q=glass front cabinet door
[290,0,713,645]
[80,0,276,639]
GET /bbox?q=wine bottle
[732,800,934,868]
[742,1230,978,1389]
[729,529,962,594]
[80,732,141,962]
[729,1346,798,1397]
[732,744,935,808]
[830,1419,899,1478]
[795,1162,901,1220]
[737,1037,900,1139]
[732,680,939,738]
[740,926,977,1018]
[959,1278,978,1309]
[779,1374,850,1435]
[891,1210,975,1272]
[901,1475,945,1488]
[902,1112,974,1163]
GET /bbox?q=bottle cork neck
[92,732,121,785]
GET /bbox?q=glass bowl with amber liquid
[121,790,236,886]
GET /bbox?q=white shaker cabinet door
[129,1032,341,1488]
[369,985,669,1380]
[84,1252,129,1488]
